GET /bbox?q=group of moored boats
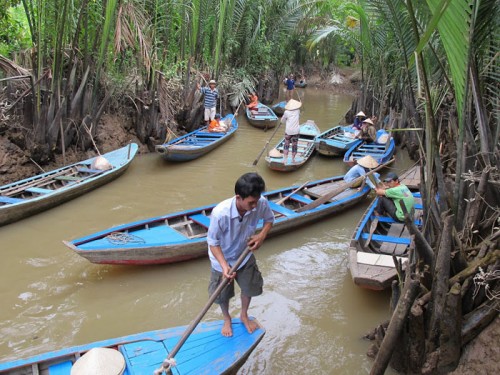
[0,97,420,373]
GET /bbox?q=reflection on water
[0,88,408,373]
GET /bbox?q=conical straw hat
[355,111,366,117]
[357,155,379,169]
[268,148,282,158]
[362,118,374,125]
[285,99,302,110]
[71,347,125,375]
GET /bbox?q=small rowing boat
[315,125,362,156]
[271,101,286,116]
[64,176,370,265]
[0,318,265,374]
[265,120,320,172]
[0,144,138,227]
[155,114,237,161]
[348,166,422,290]
[343,129,395,164]
[246,103,278,130]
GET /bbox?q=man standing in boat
[197,79,219,126]
[285,73,295,100]
[375,172,415,221]
[207,173,274,337]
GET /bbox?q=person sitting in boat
[246,92,259,112]
[352,111,367,131]
[357,118,377,143]
[207,173,274,337]
[374,172,415,222]
[281,99,302,164]
[344,155,381,190]
[208,114,228,133]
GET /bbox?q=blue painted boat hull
[0,144,138,227]
[315,126,362,156]
[156,114,238,161]
[343,129,395,164]
[64,176,370,265]
[271,101,286,116]
[0,318,265,375]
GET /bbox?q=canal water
[0,88,412,373]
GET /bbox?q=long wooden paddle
[252,120,283,166]
[154,247,253,375]
[365,217,379,247]
[276,180,310,205]
[295,158,395,213]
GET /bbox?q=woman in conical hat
[353,111,367,130]
[343,155,381,189]
[281,99,302,164]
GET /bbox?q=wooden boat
[271,101,286,116]
[315,125,362,156]
[343,129,395,164]
[265,120,320,172]
[296,81,307,88]
[0,144,138,227]
[348,166,422,290]
[64,176,370,265]
[246,103,278,130]
[0,318,265,374]
[155,114,237,161]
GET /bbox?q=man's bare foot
[241,316,259,334]
[221,319,233,337]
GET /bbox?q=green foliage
[0,4,31,56]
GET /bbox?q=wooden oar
[252,121,283,166]
[154,246,253,375]
[295,158,395,213]
[365,217,379,247]
[275,180,310,205]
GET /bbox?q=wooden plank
[26,187,53,194]
[189,214,211,228]
[0,196,25,204]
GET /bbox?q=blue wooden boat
[0,318,265,374]
[271,101,286,116]
[155,114,237,161]
[349,166,422,290]
[246,103,278,130]
[0,144,138,227]
[343,129,395,164]
[315,125,362,156]
[265,120,321,172]
[64,176,370,265]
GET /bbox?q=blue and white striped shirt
[200,87,218,109]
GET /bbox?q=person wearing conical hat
[281,99,302,164]
[353,111,367,130]
[344,155,381,189]
[356,117,377,143]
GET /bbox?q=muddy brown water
[0,88,412,373]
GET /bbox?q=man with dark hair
[207,173,274,337]
[375,172,415,221]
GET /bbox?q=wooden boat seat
[268,201,296,216]
[26,187,53,195]
[189,214,211,228]
[375,215,422,226]
[48,360,73,374]
[357,252,406,267]
[196,132,224,137]
[0,196,25,204]
[289,194,313,204]
[78,167,104,174]
[54,175,81,181]
[361,233,411,245]
[119,340,168,374]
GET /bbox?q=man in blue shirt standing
[285,73,295,100]
[207,173,274,337]
[198,79,218,126]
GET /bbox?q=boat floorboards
[378,223,410,255]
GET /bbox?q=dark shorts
[208,254,263,304]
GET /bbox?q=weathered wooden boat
[315,125,362,156]
[0,144,138,227]
[0,318,265,375]
[343,129,395,164]
[155,114,237,162]
[246,103,278,130]
[265,120,320,172]
[348,166,422,290]
[271,101,286,116]
[64,176,370,265]
[296,81,307,88]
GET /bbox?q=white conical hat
[355,111,366,117]
[71,347,125,375]
[362,118,374,125]
[285,99,302,110]
[357,155,379,169]
[268,148,282,158]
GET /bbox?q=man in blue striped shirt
[197,79,219,126]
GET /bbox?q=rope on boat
[153,358,177,374]
[105,232,145,244]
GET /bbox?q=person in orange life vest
[208,114,228,133]
[247,92,259,111]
